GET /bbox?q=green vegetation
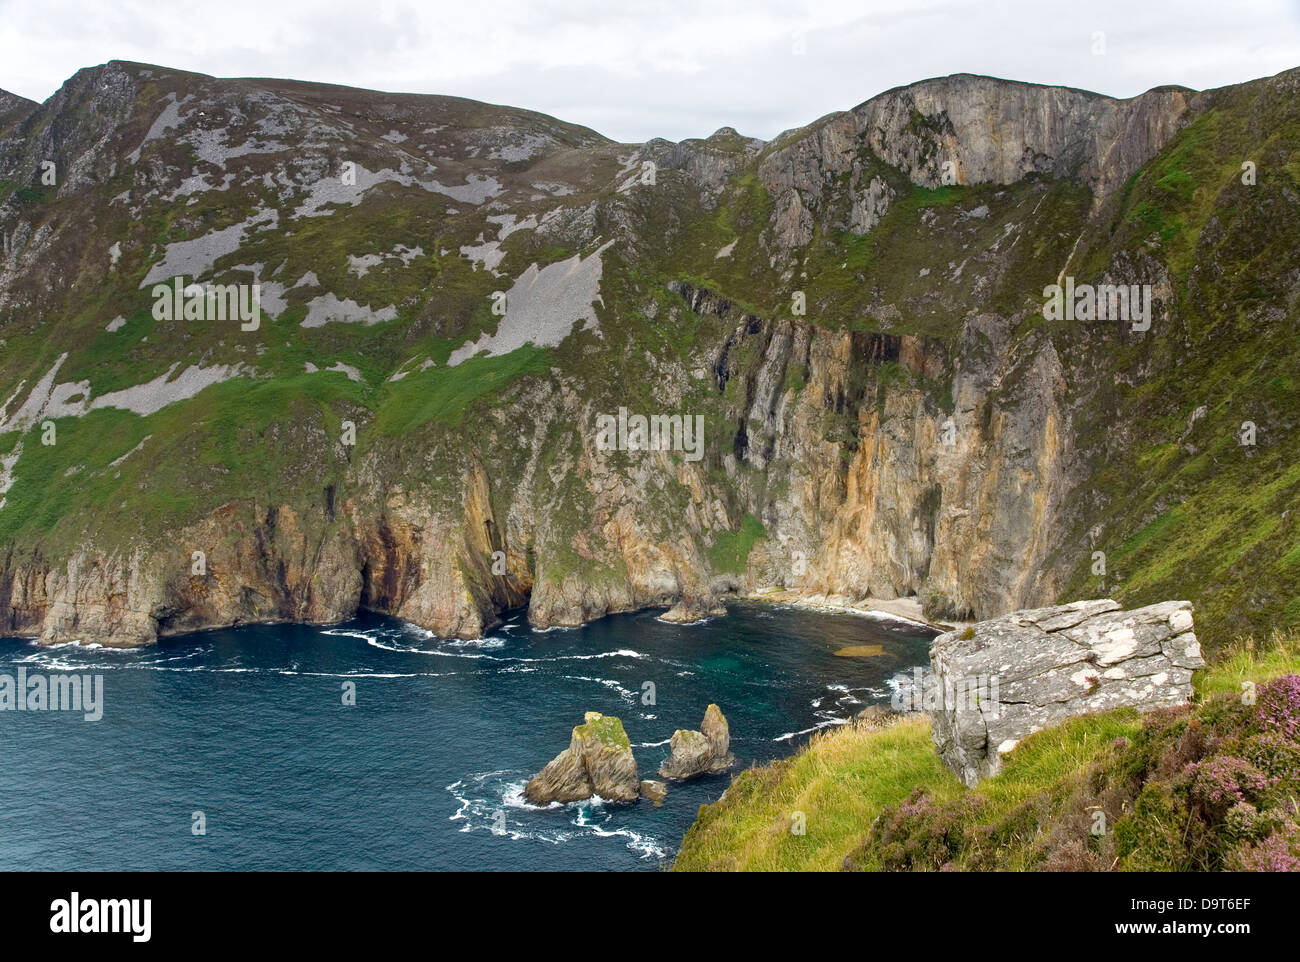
[576,713,632,750]
[372,345,551,434]
[674,632,1300,872]
[708,513,766,573]
[674,714,959,871]
[1055,83,1300,647]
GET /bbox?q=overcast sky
[3,0,1300,143]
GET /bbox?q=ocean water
[0,603,933,871]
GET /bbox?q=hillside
[673,633,1300,871]
[0,61,1298,649]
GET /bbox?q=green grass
[576,713,631,749]
[707,513,766,574]
[0,371,364,550]
[673,715,962,871]
[1193,632,1300,698]
[371,345,551,434]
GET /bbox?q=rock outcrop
[524,712,640,804]
[659,598,726,623]
[929,599,1205,785]
[658,704,736,780]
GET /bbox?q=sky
[2,0,1300,143]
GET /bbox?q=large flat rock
[929,599,1204,786]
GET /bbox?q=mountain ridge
[0,59,1297,649]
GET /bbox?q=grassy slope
[1053,83,1300,645]
[0,71,603,555]
[673,633,1300,871]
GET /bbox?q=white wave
[445,771,662,858]
[512,649,646,663]
[320,628,380,643]
[562,675,637,703]
[443,636,506,650]
[588,823,666,860]
[773,717,849,742]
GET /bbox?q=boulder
[658,704,736,779]
[639,779,668,806]
[929,599,1205,785]
[524,712,640,804]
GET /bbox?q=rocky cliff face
[1,62,1297,647]
[756,75,1193,258]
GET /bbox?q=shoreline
[741,588,967,634]
[8,591,968,649]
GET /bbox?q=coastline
[742,588,967,634]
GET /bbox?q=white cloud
[1,0,1298,142]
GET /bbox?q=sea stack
[524,712,640,804]
[658,704,736,780]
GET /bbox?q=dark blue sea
[0,603,933,871]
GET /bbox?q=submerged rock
[834,644,885,657]
[658,704,736,780]
[929,599,1205,786]
[524,712,640,805]
[639,779,668,806]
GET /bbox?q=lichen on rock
[929,599,1205,785]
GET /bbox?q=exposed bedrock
[2,66,1242,648]
[1,294,1075,646]
[929,599,1205,786]
[525,712,640,805]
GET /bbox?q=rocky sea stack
[639,779,668,806]
[658,704,736,780]
[524,712,640,805]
